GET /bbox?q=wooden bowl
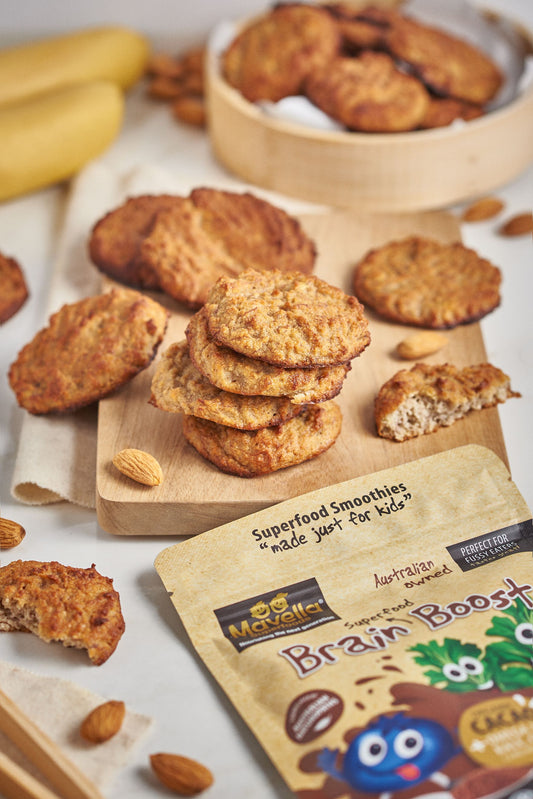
[206,15,533,212]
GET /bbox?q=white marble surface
[0,2,532,797]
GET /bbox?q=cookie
[8,287,169,414]
[183,400,342,477]
[150,341,300,429]
[222,2,341,102]
[419,96,484,129]
[353,236,501,328]
[140,188,316,308]
[204,269,371,368]
[0,560,125,665]
[375,362,520,442]
[384,15,502,105]
[324,3,398,51]
[88,194,184,288]
[0,252,29,323]
[186,307,350,403]
[304,51,430,132]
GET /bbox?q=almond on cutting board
[396,330,448,360]
[80,700,125,743]
[112,448,163,486]
[150,753,214,795]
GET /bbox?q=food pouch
[155,445,533,799]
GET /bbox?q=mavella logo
[214,578,339,652]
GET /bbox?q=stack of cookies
[150,269,371,476]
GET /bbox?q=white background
[0,2,532,798]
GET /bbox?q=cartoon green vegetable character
[409,638,495,692]
[484,601,533,690]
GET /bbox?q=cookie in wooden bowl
[0,252,29,324]
[8,287,169,414]
[222,2,341,102]
[0,560,125,665]
[353,236,502,328]
[375,362,520,442]
[183,401,343,477]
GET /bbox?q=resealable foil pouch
[155,445,533,799]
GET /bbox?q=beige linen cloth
[9,114,323,509]
[0,660,153,793]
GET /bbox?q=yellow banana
[0,81,124,202]
[0,26,150,108]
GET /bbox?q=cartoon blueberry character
[484,601,533,690]
[409,638,495,692]
[317,712,459,795]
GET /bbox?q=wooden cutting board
[95,209,508,536]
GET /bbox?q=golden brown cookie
[323,3,398,52]
[0,252,29,323]
[222,2,341,102]
[8,287,169,414]
[375,362,520,441]
[0,560,125,665]
[384,15,503,105]
[139,188,316,308]
[419,96,484,129]
[186,307,350,403]
[183,400,342,477]
[88,194,184,288]
[150,341,300,429]
[304,51,430,132]
[204,269,371,368]
[353,236,501,329]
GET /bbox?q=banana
[0,81,124,202]
[0,26,150,108]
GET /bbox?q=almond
[112,448,163,486]
[396,331,448,360]
[172,95,206,127]
[498,212,533,237]
[0,517,26,549]
[150,753,214,796]
[461,196,504,222]
[80,700,125,743]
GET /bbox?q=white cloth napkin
[0,660,153,794]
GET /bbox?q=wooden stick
[0,750,62,799]
[0,688,105,799]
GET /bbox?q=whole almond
[0,517,26,549]
[396,331,448,360]
[112,448,163,486]
[172,95,206,127]
[80,700,125,743]
[150,753,214,796]
[461,196,504,222]
[498,212,533,237]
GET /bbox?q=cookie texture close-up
[182,400,343,477]
[140,188,316,307]
[8,287,169,414]
[222,2,341,102]
[375,362,520,442]
[304,51,430,132]
[186,307,350,403]
[204,269,371,367]
[88,193,184,289]
[0,252,29,324]
[353,236,502,328]
[384,14,503,105]
[0,560,125,665]
[150,341,300,429]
